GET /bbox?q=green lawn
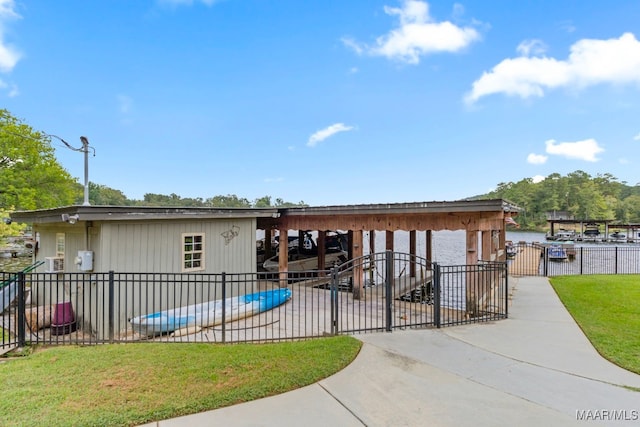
[2,274,639,426]
[550,274,640,375]
[0,337,362,427]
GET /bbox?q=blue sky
[2,0,640,206]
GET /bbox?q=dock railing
[507,242,640,277]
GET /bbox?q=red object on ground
[51,301,77,335]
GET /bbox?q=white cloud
[544,138,604,162]
[157,0,218,7]
[466,32,640,104]
[557,20,576,34]
[117,94,133,114]
[527,153,548,165]
[341,37,364,55]
[343,0,480,64]
[7,82,17,97]
[619,158,629,164]
[531,175,545,183]
[634,133,640,141]
[0,0,20,73]
[516,39,547,57]
[264,177,284,183]
[0,0,20,20]
[307,123,354,147]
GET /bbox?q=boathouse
[9,199,519,339]
[11,199,520,275]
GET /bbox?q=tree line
[479,171,640,230]
[88,184,307,209]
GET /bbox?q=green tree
[88,182,130,206]
[0,207,27,238]
[0,110,78,210]
[274,198,308,207]
[618,195,640,223]
[253,196,272,208]
[205,194,251,207]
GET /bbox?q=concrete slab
[142,276,640,427]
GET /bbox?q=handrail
[0,260,45,290]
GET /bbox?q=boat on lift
[262,231,348,272]
[547,244,568,262]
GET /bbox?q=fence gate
[507,242,545,276]
[327,251,436,334]
[330,251,507,333]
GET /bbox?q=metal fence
[507,242,640,276]
[1,252,508,350]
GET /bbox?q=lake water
[6,229,627,273]
[365,230,547,266]
[0,255,34,273]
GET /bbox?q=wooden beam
[278,211,505,233]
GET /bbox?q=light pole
[80,136,90,206]
[49,134,94,206]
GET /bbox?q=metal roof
[10,199,521,225]
[10,205,280,224]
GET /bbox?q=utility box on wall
[76,250,94,271]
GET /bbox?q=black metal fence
[507,242,640,276]
[1,252,508,349]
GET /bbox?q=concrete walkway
[141,276,640,426]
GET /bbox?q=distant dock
[508,243,542,276]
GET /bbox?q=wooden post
[409,230,416,277]
[426,230,432,268]
[278,228,288,286]
[368,230,376,289]
[466,229,479,317]
[386,230,394,251]
[317,230,326,270]
[481,230,492,261]
[264,229,273,258]
[369,230,376,254]
[352,230,364,300]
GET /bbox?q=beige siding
[32,224,88,273]
[97,218,256,273]
[29,217,259,339]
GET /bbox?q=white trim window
[56,233,65,257]
[182,233,205,272]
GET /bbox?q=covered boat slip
[258,199,518,314]
[547,219,640,243]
